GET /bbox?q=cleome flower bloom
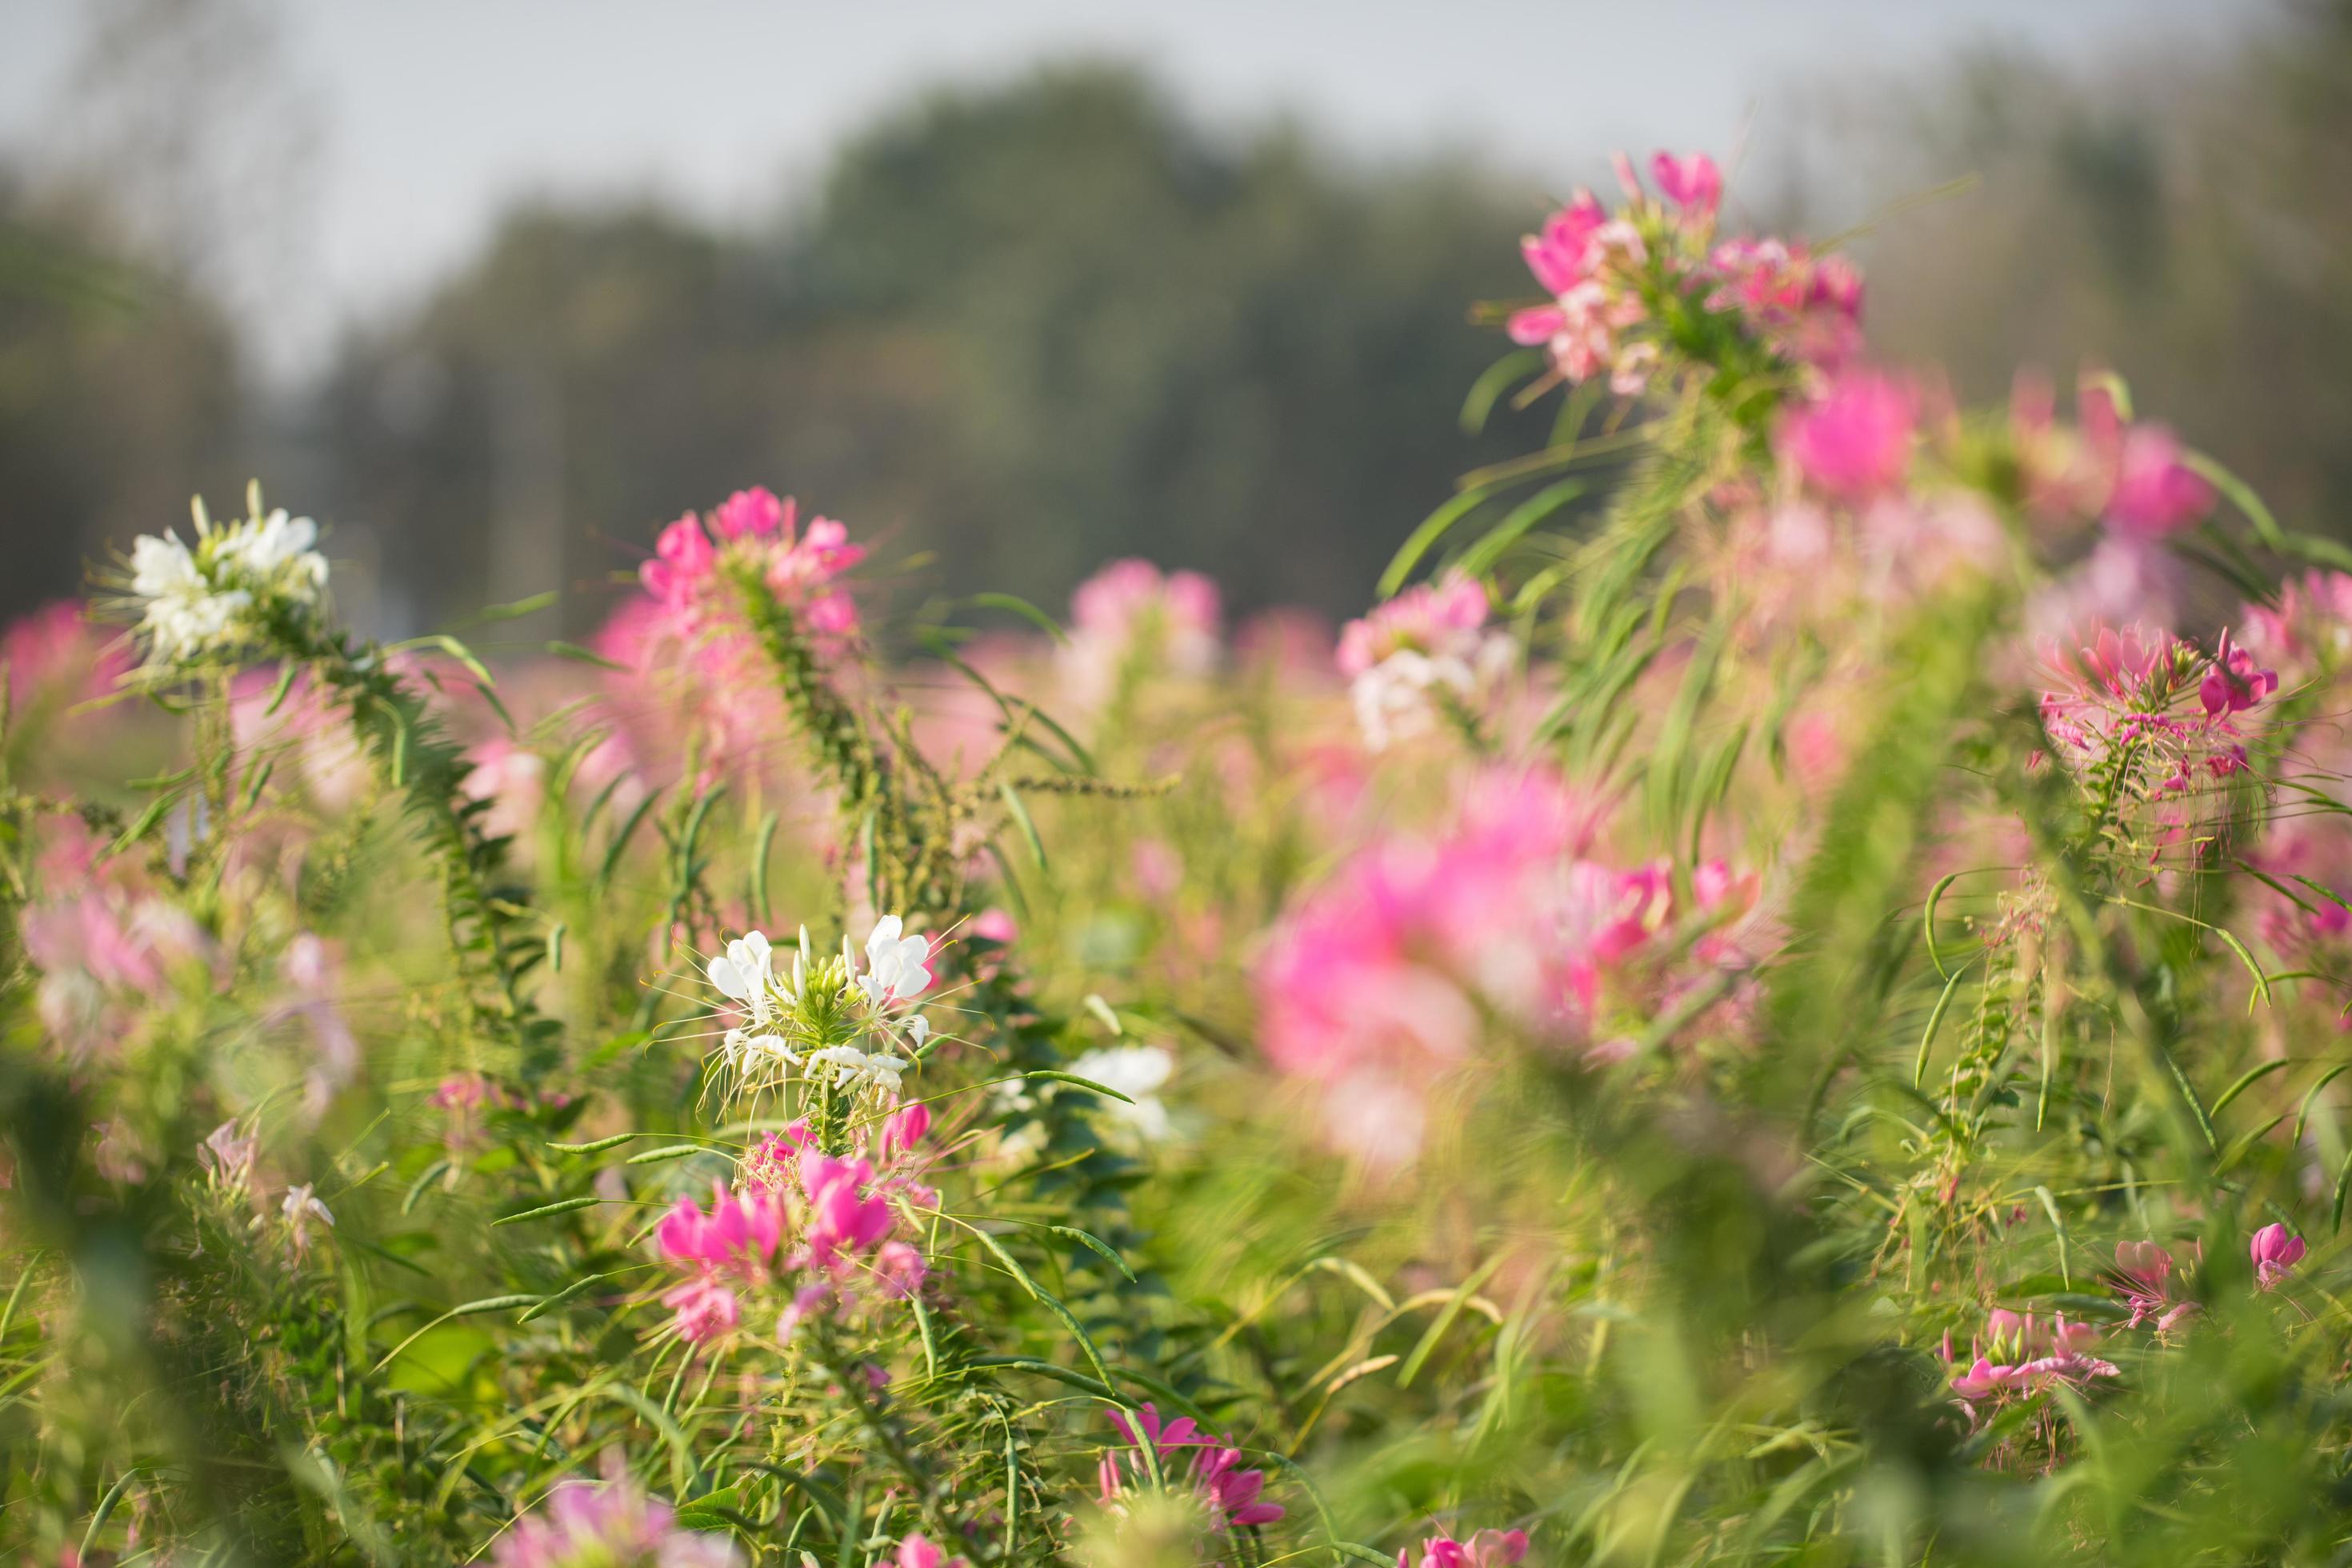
[2111,1239,2202,1333]
[492,1478,741,1568]
[126,489,329,666]
[654,1130,930,1346]
[1399,1530,1530,1568]
[1336,572,1510,751]
[702,918,935,1112]
[2038,623,2274,798]
[1097,1403,1284,1533]
[1946,1309,2118,1411]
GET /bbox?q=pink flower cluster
[1946,1309,2118,1408]
[600,487,867,771]
[2014,374,2214,538]
[1398,1530,1529,1568]
[1775,371,1916,504]
[657,1126,928,1346]
[1505,150,1863,396]
[493,1479,740,1568]
[1335,573,1504,750]
[1255,770,1754,1162]
[1097,1404,1283,1532]
[2038,624,2273,792]
[1059,558,1222,707]
[2112,1239,2201,1331]
[18,819,208,1058]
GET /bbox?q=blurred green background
[1,0,2343,636]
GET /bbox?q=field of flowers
[7,149,2352,1565]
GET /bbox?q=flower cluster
[18,820,209,1058]
[1256,769,1755,1161]
[1335,571,1510,751]
[1946,1309,2118,1410]
[1096,1404,1283,1534]
[494,1479,741,1568]
[1505,150,1862,397]
[602,486,866,769]
[704,918,935,1114]
[126,491,328,665]
[655,1135,929,1346]
[1059,558,1222,708]
[2038,625,2275,801]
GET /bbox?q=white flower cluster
[129,493,329,664]
[706,916,934,1105]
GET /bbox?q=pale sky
[0,0,2254,379]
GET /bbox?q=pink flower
[1401,1530,1530,1568]
[1098,1404,1283,1531]
[895,1534,969,1568]
[2112,1239,2200,1329]
[659,1276,743,1345]
[2105,424,2213,538]
[1059,558,1222,706]
[882,1102,932,1161]
[1337,574,1490,678]
[2198,630,2277,717]
[201,1121,258,1190]
[1650,150,1722,218]
[642,514,717,605]
[494,1478,741,1568]
[658,1184,786,1274]
[2250,1223,2306,1290]
[713,486,790,541]
[1775,371,1915,502]
[1519,194,1610,294]
[970,908,1018,946]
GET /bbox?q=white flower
[722,1027,798,1071]
[1066,1044,1177,1142]
[1348,634,1511,751]
[903,1014,930,1051]
[807,1045,908,1098]
[126,502,329,665]
[707,930,777,1025]
[857,915,932,1006]
[281,1181,334,1251]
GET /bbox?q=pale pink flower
[493,1478,742,1568]
[1059,558,1222,706]
[2104,423,2213,538]
[201,1121,258,1190]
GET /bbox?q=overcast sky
[0,0,2251,378]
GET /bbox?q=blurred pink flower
[494,1479,741,1568]
[1401,1530,1530,1568]
[1059,558,1222,706]
[1775,371,1915,502]
[1650,150,1722,218]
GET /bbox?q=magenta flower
[882,1102,932,1161]
[1518,194,1609,295]
[895,1534,969,1568]
[2250,1223,2306,1290]
[1098,1404,1283,1531]
[1650,150,1722,218]
[1774,370,1916,502]
[2198,630,2278,717]
[1400,1530,1530,1568]
[493,1478,740,1568]
[711,485,789,541]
